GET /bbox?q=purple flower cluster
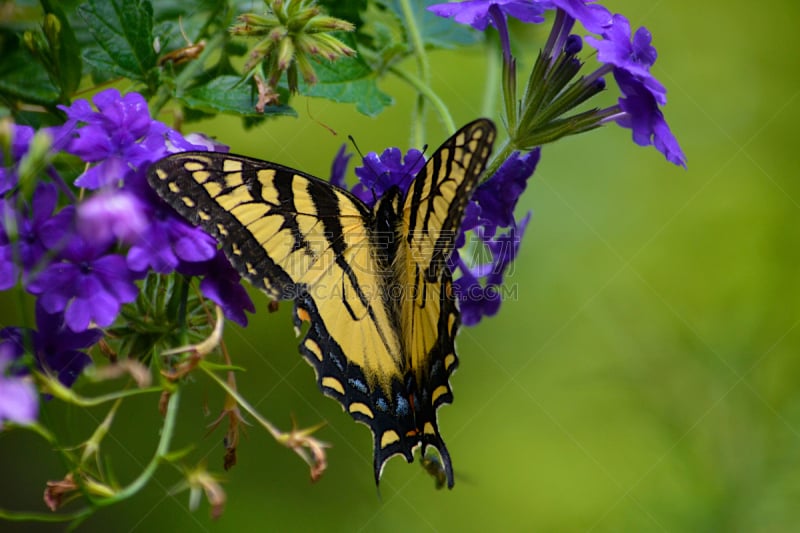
[0,89,256,420]
[451,150,538,325]
[331,144,538,326]
[429,0,686,167]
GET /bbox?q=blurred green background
[3,0,800,531]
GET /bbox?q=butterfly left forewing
[149,153,412,470]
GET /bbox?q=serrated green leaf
[304,74,392,117]
[82,46,134,82]
[383,0,480,50]
[298,35,392,117]
[180,75,296,117]
[77,0,157,81]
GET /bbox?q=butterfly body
[148,119,496,487]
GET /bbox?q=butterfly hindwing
[397,119,495,485]
[147,119,496,489]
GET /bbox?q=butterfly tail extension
[417,269,461,488]
[294,292,419,485]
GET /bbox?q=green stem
[399,0,431,145]
[482,137,515,184]
[199,362,282,440]
[76,387,163,408]
[389,66,455,134]
[91,388,181,506]
[43,378,163,407]
[481,38,501,119]
[2,391,181,527]
[0,508,93,523]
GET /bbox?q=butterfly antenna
[348,135,383,205]
[347,134,365,159]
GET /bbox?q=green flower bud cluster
[231,0,355,95]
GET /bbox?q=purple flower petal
[428,0,547,31]
[547,0,612,34]
[0,244,16,290]
[614,70,686,167]
[1,305,98,390]
[27,228,137,332]
[473,148,540,233]
[0,344,38,427]
[353,148,424,207]
[57,98,94,123]
[453,266,502,326]
[329,144,352,189]
[196,252,256,327]
[35,303,102,353]
[76,190,148,245]
[585,14,666,105]
[44,349,92,388]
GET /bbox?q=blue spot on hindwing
[395,394,409,416]
[376,397,388,412]
[329,351,344,371]
[348,377,368,394]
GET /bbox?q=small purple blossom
[0,303,100,388]
[26,207,138,332]
[76,190,148,245]
[353,147,425,207]
[0,242,14,291]
[582,14,685,166]
[614,70,686,167]
[0,337,38,429]
[586,14,665,105]
[30,303,100,387]
[16,182,59,274]
[471,148,540,235]
[59,89,172,189]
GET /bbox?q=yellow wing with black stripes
[147,118,496,488]
[397,119,496,486]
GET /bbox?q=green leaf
[358,1,408,71]
[180,75,296,117]
[300,37,393,117]
[0,45,60,107]
[317,0,367,27]
[382,0,480,49]
[41,0,83,96]
[77,0,157,81]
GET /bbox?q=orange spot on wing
[297,307,311,322]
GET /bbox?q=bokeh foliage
[2,0,799,531]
